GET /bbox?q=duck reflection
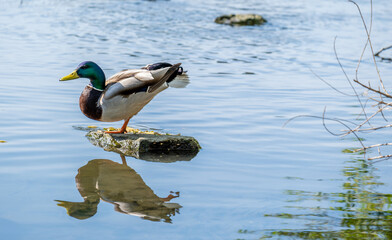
[56,156,181,223]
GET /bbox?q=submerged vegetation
[243,157,392,239]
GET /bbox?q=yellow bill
[60,70,79,81]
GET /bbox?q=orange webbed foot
[160,191,180,202]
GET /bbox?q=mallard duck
[60,61,182,133]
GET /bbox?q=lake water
[1,0,392,239]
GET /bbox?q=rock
[86,130,201,162]
[215,14,267,26]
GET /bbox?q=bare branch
[349,0,388,94]
[356,123,392,132]
[354,142,392,152]
[353,79,392,98]
[343,102,392,135]
[368,154,392,161]
[288,1,392,162]
[374,45,392,57]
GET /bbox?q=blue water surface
[1,0,392,239]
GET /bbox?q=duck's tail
[148,63,182,93]
[143,62,185,76]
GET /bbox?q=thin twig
[343,102,392,135]
[309,68,356,97]
[354,0,373,83]
[349,0,388,94]
[354,142,392,152]
[323,107,365,149]
[355,98,370,121]
[284,108,366,149]
[334,37,370,125]
[368,154,392,161]
[365,94,390,105]
[356,123,392,132]
[377,99,388,122]
[353,79,392,98]
[371,157,392,164]
[283,114,358,131]
[374,45,392,57]
[377,56,392,62]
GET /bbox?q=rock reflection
[246,158,392,239]
[56,156,181,223]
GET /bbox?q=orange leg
[105,118,130,134]
[160,192,180,202]
[120,154,128,165]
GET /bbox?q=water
[1,0,392,239]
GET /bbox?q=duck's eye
[80,65,88,69]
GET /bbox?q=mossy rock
[215,14,267,26]
[86,130,201,162]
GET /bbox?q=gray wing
[103,67,172,100]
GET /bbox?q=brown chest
[79,86,103,121]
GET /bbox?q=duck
[60,61,183,134]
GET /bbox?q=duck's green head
[60,61,106,90]
[56,200,98,220]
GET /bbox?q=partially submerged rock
[86,130,201,162]
[215,14,267,26]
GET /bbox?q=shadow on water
[56,155,181,223]
[240,156,392,239]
